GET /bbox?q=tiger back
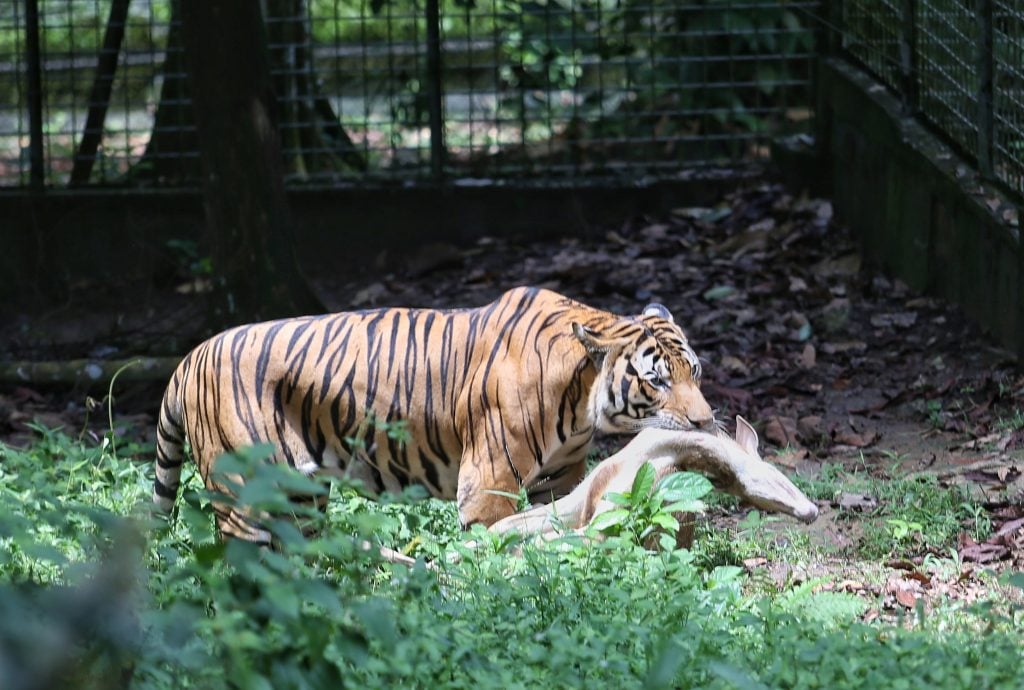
[154,286,714,540]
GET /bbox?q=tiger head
[573,303,714,434]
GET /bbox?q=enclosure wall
[0,176,743,305]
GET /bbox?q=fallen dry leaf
[905,570,932,586]
[703,285,737,301]
[811,252,861,276]
[797,343,816,369]
[703,383,753,409]
[870,312,919,329]
[797,415,824,441]
[996,465,1018,482]
[772,447,809,468]
[894,589,919,608]
[820,340,867,354]
[994,505,1024,520]
[782,311,812,342]
[836,580,866,592]
[832,428,879,448]
[958,532,1011,563]
[764,416,798,447]
[959,542,1009,563]
[844,388,889,414]
[605,230,629,245]
[994,517,1024,538]
[885,559,917,571]
[720,355,750,376]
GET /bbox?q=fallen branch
[0,357,180,388]
[908,458,1018,480]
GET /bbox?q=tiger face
[573,303,714,434]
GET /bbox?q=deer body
[489,417,818,538]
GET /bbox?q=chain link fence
[836,0,1024,198]
[1,0,818,189]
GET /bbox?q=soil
[3,179,1023,614]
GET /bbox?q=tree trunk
[134,0,200,184]
[180,1,323,326]
[135,0,364,183]
[69,0,130,187]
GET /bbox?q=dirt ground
[3,179,1023,613]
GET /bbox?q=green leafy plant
[590,463,712,547]
[887,517,925,542]
[926,399,945,429]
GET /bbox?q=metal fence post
[24,0,44,191]
[899,0,918,115]
[425,0,445,182]
[976,0,994,179]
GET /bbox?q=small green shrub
[590,462,713,547]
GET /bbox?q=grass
[0,428,1022,689]
[793,462,992,560]
[995,409,1024,432]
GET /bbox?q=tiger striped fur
[154,286,713,541]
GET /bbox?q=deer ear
[735,415,759,457]
[642,303,674,323]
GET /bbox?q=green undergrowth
[0,429,1021,690]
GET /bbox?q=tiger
[153,286,714,542]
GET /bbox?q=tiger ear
[642,303,674,323]
[734,415,760,457]
[572,322,617,365]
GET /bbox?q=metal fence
[836,0,1024,196]
[0,0,818,189]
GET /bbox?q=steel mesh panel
[0,0,819,187]
[839,0,1024,201]
[917,0,978,159]
[440,1,818,178]
[994,1,1024,195]
[300,0,432,182]
[26,0,173,186]
[841,0,902,92]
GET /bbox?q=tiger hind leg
[211,473,331,547]
[212,504,275,545]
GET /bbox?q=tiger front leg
[455,461,519,528]
[455,437,537,528]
